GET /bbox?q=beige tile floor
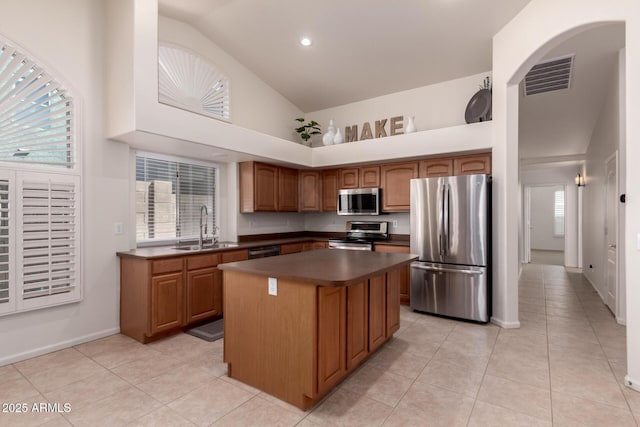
[0,263,638,426]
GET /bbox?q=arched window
[0,37,81,316]
[158,42,231,122]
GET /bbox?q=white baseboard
[491,317,521,329]
[565,267,583,273]
[616,317,627,326]
[625,375,640,392]
[0,327,120,367]
[584,273,606,301]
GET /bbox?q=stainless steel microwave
[337,188,380,215]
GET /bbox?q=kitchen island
[219,249,417,410]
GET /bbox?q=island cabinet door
[368,275,387,352]
[186,267,222,323]
[386,268,401,337]
[317,286,347,396]
[346,281,368,370]
[150,272,184,335]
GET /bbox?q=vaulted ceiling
[157,1,625,161]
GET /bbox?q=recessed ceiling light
[300,37,312,47]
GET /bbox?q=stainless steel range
[328,221,389,251]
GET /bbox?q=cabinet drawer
[152,258,183,275]
[187,253,220,270]
[374,244,410,253]
[281,242,304,254]
[221,249,249,263]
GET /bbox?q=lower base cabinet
[375,244,411,305]
[120,249,248,343]
[224,266,404,409]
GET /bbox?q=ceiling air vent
[524,54,574,96]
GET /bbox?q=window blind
[554,190,565,237]
[136,154,216,242]
[0,42,74,168]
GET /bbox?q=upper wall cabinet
[419,158,453,177]
[239,162,298,212]
[339,166,380,189]
[380,162,419,212]
[299,171,322,212]
[322,170,339,212]
[453,153,492,175]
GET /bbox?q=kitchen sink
[172,242,239,251]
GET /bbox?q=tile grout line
[543,271,555,426]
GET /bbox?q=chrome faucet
[199,205,208,249]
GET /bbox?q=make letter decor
[345,125,358,142]
[343,116,407,142]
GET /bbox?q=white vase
[405,116,417,133]
[322,130,335,146]
[327,119,336,134]
[333,128,344,144]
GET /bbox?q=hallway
[517,263,638,425]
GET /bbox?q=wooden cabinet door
[150,272,184,335]
[278,167,299,211]
[368,275,386,352]
[299,171,321,211]
[254,163,278,211]
[359,166,380,188]
[339,168,359,189]
[322,169,339,212]
[374,244,410,305]
[317,286,347,395]
[380,162,419,212]
[419,158,453,177]
[386,269,401,337]
[346,281,368,370]
[453,153,491,175]
[186,267,221,323]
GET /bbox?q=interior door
[604,154,618,313]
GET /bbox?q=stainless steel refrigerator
[409,174,491,322]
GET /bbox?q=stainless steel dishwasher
[247,245,281,259]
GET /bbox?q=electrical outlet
[268,277,278,296]
[392,220,398,228]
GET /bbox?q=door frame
[604,151,619,317]
[523,183,567,265]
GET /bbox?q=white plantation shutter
[0,36,81,317]
[0,42,74,168]
[16,172,80,311]
[0,171,14,315]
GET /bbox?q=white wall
[530,185,565,251]
[583,61,620,300]
[307,72,491,147]
[158,16,303,142]
[0,0,130,364]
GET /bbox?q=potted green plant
[294,118,321,146]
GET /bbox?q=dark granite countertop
[218,249,417,287]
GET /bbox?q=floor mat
[185,318,224,342]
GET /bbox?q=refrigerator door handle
[439,184,445,256]
[443,184,450,256]
[412,264,484,275]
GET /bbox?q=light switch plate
[114,222,123,235]
[268,277,278,296]
[637,233,640,250]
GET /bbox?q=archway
[490,0,640,391]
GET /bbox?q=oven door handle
[412,264,484,275]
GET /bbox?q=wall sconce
[575,173,585,187]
